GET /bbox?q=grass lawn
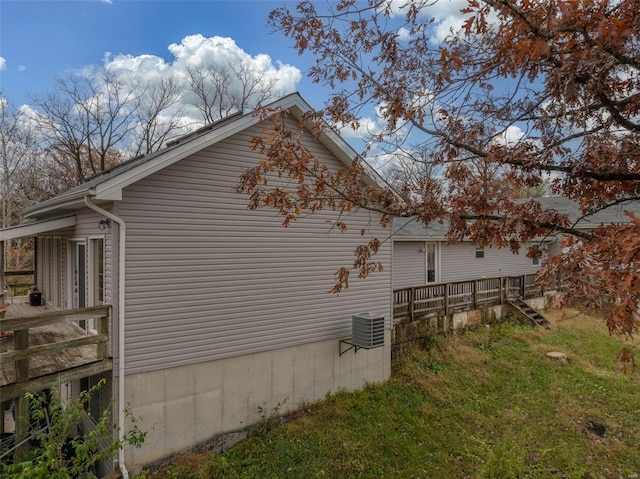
[140,311,640,479]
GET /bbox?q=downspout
[83,196,130,479]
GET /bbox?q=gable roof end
[25,93,384,219]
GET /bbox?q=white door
[425,242,438,283]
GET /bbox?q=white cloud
[167,34,301,93]
[365,149,403,175]
[339,90,436,146]
[20,34,303,153]
[424,0,476,43]
[381,0,497,44]
[494,125,525,147]
[100,34,302,126]
[338,116,381,139]
[396,27,412,41]
[17,65,26,72]
[18,103,49,132]
[0,57,6,71]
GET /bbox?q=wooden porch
[0,299,112,398]
[393,274,548,323]
[0,299,112,458]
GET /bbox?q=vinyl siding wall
[440,241,543,283]
[392,240,544,289]
[392,241,426,289]
[118,123,392,375]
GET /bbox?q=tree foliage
[29,69,138,184]
[238,0,640,335]
[186,59,285,124]
[130,75,188,156]
[4,51,285,204]
[1,380,145,479]
[0,97,37,228]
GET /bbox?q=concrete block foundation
[123,332,391,471]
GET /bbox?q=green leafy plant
[1,379,145,478]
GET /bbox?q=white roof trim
[24,193,93,219]
[93,94,313,202]
[94,114,260,201]
[393,236,448,242]
[391,235,555,243]
[0,216,76,241]
[24,93,392,216]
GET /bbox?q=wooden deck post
[1,240,5,296]
[444,284,449,316]
[97,308,109,360]
[473,280,478,309]
[409,287,415,322]
[1,304,113,461]
[14,328,30,460]
[32,237,38,292]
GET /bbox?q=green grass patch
[142,313,640,479]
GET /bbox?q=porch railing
[0,304,112,460]
[393,274,545,323]
[2,270,35,298]
[0,305,111,398]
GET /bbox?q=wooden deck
[1,295,54,319]
[393,274,545,323]
[0,299,112,399]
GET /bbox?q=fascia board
[391,235,556,243]
[392,235,448,242]
[0,215,76,241]
[24,191,92,219]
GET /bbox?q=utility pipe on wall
[83,196,130,479]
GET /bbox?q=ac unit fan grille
[352,313,385,349]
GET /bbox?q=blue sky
[0,0,323,108]
[0,0,481,171]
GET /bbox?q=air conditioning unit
[352,312,385,349]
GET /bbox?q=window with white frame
[532,244,541,266]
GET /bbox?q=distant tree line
[0,60,286,234]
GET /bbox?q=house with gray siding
[392,216,549,290]
[533,196,640,257]
[392,197,640,290]
[0,93,392,475]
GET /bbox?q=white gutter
[83,197,129,479]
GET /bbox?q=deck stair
[507,299,551,329]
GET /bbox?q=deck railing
[2,270,35,297]
[393,274,545,323]
[0,305,111,399]
[0,304,112,460]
